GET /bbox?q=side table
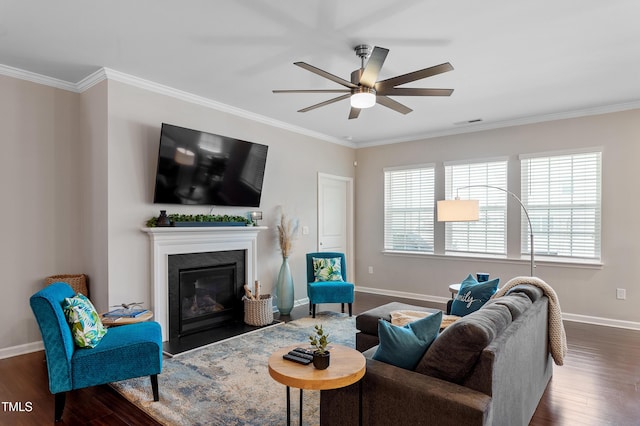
[449,283,461,299]
[100,310,153,326]
[268,343,365,426]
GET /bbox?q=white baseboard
[5,294,636,360]
[561,313,640,330]
[5,299,312,359]
[355,286,640,330]
[0,340,43,360]
[356,286,450,305]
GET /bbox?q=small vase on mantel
[276,256,294,315]
[157,210,171,227]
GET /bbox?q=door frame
[317,172,355,283]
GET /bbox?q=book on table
[104,308,148,318]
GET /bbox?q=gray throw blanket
[492,276,567,366]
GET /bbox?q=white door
[318,173,354,281]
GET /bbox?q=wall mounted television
[153,123,268,207]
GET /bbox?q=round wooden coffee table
[268,343,365,425]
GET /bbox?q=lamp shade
[437,199,480,222]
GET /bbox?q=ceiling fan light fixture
[350,87,376,109]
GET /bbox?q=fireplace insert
[168,250,245,341]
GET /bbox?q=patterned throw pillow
[62,293,107,348]
[312,257,343,282]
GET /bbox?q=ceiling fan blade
[377,88,454,96]
[273,89,351,94]
[376,96,413,115]
[298,94,351,113]
[348,107,361,120]
[359,46,389,88]
[294,62,357,89]
[376,62,454,90]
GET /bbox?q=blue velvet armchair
[306,252,355,318]
[30,282,163,422]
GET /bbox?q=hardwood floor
[1,293,638,425]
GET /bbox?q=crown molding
[101,68,355,148]
[357,100,640,148]
[2,63,637,150]
[0,64,79,92]
[0,63,354,148]
[76,67,108,92]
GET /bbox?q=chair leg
[341,303,345,313]
[151,374,159,401]
[54,392,66,422]
[348,303,353,317]
[312,304,316,318]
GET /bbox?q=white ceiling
[2,1,639,146]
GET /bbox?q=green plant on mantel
[145,214,250,228]
[309,324,330,355]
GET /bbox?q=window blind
[384,165,435,252]
[444,160,508,255]
[520,151,601,260]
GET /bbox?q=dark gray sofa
[320,284,553,426]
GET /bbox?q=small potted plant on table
[309,324,331,370]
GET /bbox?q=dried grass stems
[277,212,299,258]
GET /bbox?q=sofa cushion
[450,274,500,316]
[415,303,511,383]
[485,292,532,321]
[506,284,544,302]
[373,311,442,370]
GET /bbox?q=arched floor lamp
[437,185,535,277]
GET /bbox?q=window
[520,150,601,260]
[384,165,435,252]
[444,160,508,255]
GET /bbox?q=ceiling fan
[273,45,454,119]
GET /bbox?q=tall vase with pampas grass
[276,211,298,315]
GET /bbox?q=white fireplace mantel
[142,226,267,341]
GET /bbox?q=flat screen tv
[153,123,268,207]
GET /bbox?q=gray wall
[2,70,638,355]
[103,80,357,311]
[0,74,356,354]
[0,75,84,351]
[355,109,640,324]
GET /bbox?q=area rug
[111,312,356,425]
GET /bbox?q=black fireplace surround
[167,250,245,342]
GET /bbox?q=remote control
[292,347,315,357]
[283,353,312,365]
[289,350,313,360]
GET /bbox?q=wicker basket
[243,295,273,326]
[44,274,89,297]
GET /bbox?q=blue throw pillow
[450,274,500,316]
[372,310,442,370]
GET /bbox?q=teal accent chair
[30,282,163,422]
[306,252,355,318]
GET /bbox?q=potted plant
[309,324,331,370]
